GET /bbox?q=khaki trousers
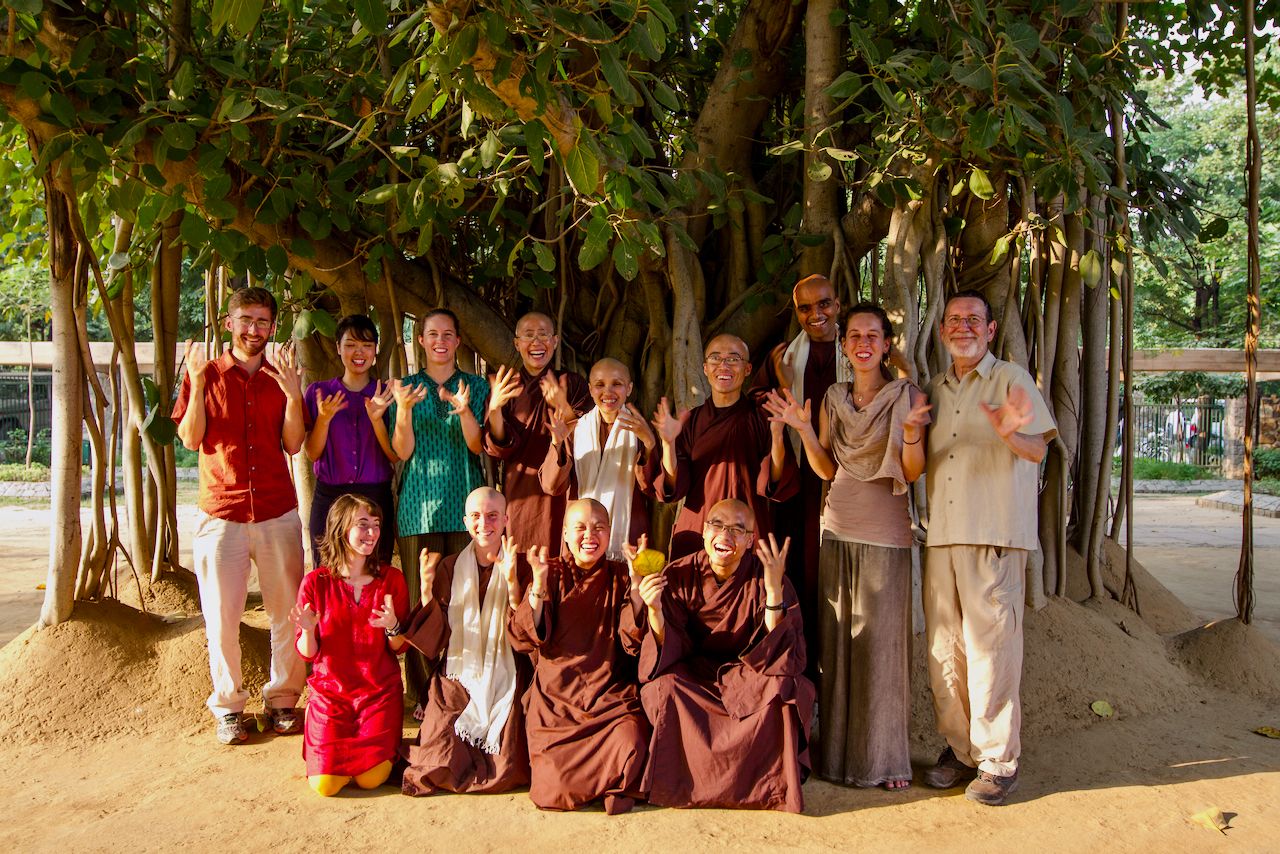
[923,544,1025,777]
[193,510,306,718]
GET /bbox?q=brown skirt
[815,535,912,787]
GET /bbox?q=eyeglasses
[943,315,988,330]
[516,332,555,342]
[231,316,274,332]
[705,519,752,538]
[704,355,746,366]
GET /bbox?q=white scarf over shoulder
[779,329,853,457]
[572,407,639,560]
[445,542,516,754]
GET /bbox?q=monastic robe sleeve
[402,555,459,660]
[637,579,695,681]
[719,579,807,719]
[756,421,799,504]
[508,592,554,653]
[482,397,531,460]
[538,433,575,497]
[618,588,646,658]
[641,408,694,502]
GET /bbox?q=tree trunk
[799,0,840,276]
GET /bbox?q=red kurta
[401,553,533,795]
[483,368,591,550]
[639,551,815,813]
[508,556,650,813]
[644,397,798,558]
[537,423,652,547]
[295,566,409,777]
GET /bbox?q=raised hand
[902,396,932,444]
[488,534,521,605]
[290,602,319,633]
[488,365,523,415]
[183,339,211,389]
[539,370,574,419]
[981,383,1034,439]
[547,412,572,447]
[622,534,649,580]
[315,389,348,421]
[270,342,305,400]
[762,388,811,432]
[369,593,399,631]
[419,549,442,605]
[527,545,550,595]
[755,533,791,598]
[391,377,429,410]
[439,381,471,417]
[652,396,685,445]
[365,380,393,421]
[616,404,657,451]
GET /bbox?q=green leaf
[969,167,995,200]
[7,0,42,14]
[357,183,400,205]
[213,0,266,37]
[143,409,178,445]
[822,147,858,162]
[1198,216,1229,242]
[354,0,388,33]
[612,240,639,281]
[406,81,436,122]
[1079,249,1103,287]
[807,160,832,182]
[599,48,638,105]
[107,251,131,271]
[967,110,1002,151]
[170,61,196,99]
[988,234,1011,266]
[532,242,556,272]
[310,308,337,339]
[578,213,611,270]
[524,122,545,175]
[265,244,289,275]
[141,377,160,408]
[563,143,600,195]
[162,121,197,152]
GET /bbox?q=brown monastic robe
[643,396,798,558]
[483,368,591,550]
[639,551,815,813]
[508,556,650,813]
[537,422,652,546]
[751,338,838,676]
[401,553,532,796]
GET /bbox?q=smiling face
[344,508,382,560]
[225,304,275,360]
[842,311,892,376]
[337,330,376,378]
[463,487,507,553]
[940,296,995,367]
[514,313,558,374]
[702,335,750,398]
[419,313,460,367]
[793,276,841,343]
[589,359,633,418]
[563,500,610,568]
[701,500,755,574]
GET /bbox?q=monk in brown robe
[509,499,650,814]
[539,358,656,557]
[484,312,591,550]
[750,274,845,675]
[634,499,815,813]
[401,487,531,796]
[647,334,798,558]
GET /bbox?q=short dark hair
[418,308,459,337]
[841,302,894,341]
[227,286,277,320]
[944,289,993,324]
[335,314,378,344]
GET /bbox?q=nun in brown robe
[636,499,815,813]
[508,499,650,814]
[400,528,533,796]
[645,334,798,559]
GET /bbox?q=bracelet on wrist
[530,588,547,600]
[903,434,922,445]
[384,622,402,638]
[764,601,786,612]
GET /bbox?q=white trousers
[924,544,1026,777]
[192,510,305,718]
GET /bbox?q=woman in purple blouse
[302,314,398,562]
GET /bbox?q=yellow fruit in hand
[632,548,667,577]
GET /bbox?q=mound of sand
[1062,541,1202,635]
[1170,618,1280,702]
[0,600,271,744]
[117,570,203,617]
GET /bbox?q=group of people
[174,275,1055,812]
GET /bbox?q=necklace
[851,382,885,407]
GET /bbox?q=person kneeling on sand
[291,495,409,796]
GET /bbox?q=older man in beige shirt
[921,290,1056,806]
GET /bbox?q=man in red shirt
[174,287,308,745]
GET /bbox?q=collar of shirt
[943,349,998,386]
[214,349,281,382]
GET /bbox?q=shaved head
[792,274,840,343]
[515,312,556,334]
[565,497,608,520]
[465,486,506,514]
[590,357,631,383]
[707,498,752,522]
[704,333,749,360]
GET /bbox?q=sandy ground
[0,496,1277,851]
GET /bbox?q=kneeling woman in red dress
[291,494,410,796]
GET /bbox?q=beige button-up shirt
[925,351,1057,549]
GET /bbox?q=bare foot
[413,703,425,722]
[882,779,911,791]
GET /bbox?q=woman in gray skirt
[764,303,930,789]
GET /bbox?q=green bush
[1255,448,1280,479]
[0,428,51,465]
[1118,458,1210,481]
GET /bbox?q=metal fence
[0,368,53,441]
[1127,401,1225,471]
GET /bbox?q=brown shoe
[923,747,977,789]
[268,706,301,735]
[965,769,1019,806]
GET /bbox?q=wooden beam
[0,341,161,372]
[1129,348,1280,374]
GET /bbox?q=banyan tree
[0,0,1265,624]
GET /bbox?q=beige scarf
[825,378,917,496]
[445,542,517,754]
[572,407,639,560]
[779,329,853,458]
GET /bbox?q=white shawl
[572,407,639,560]
[445,542,517,754]
[779,329,852,457]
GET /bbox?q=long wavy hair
[318,493,384,578]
